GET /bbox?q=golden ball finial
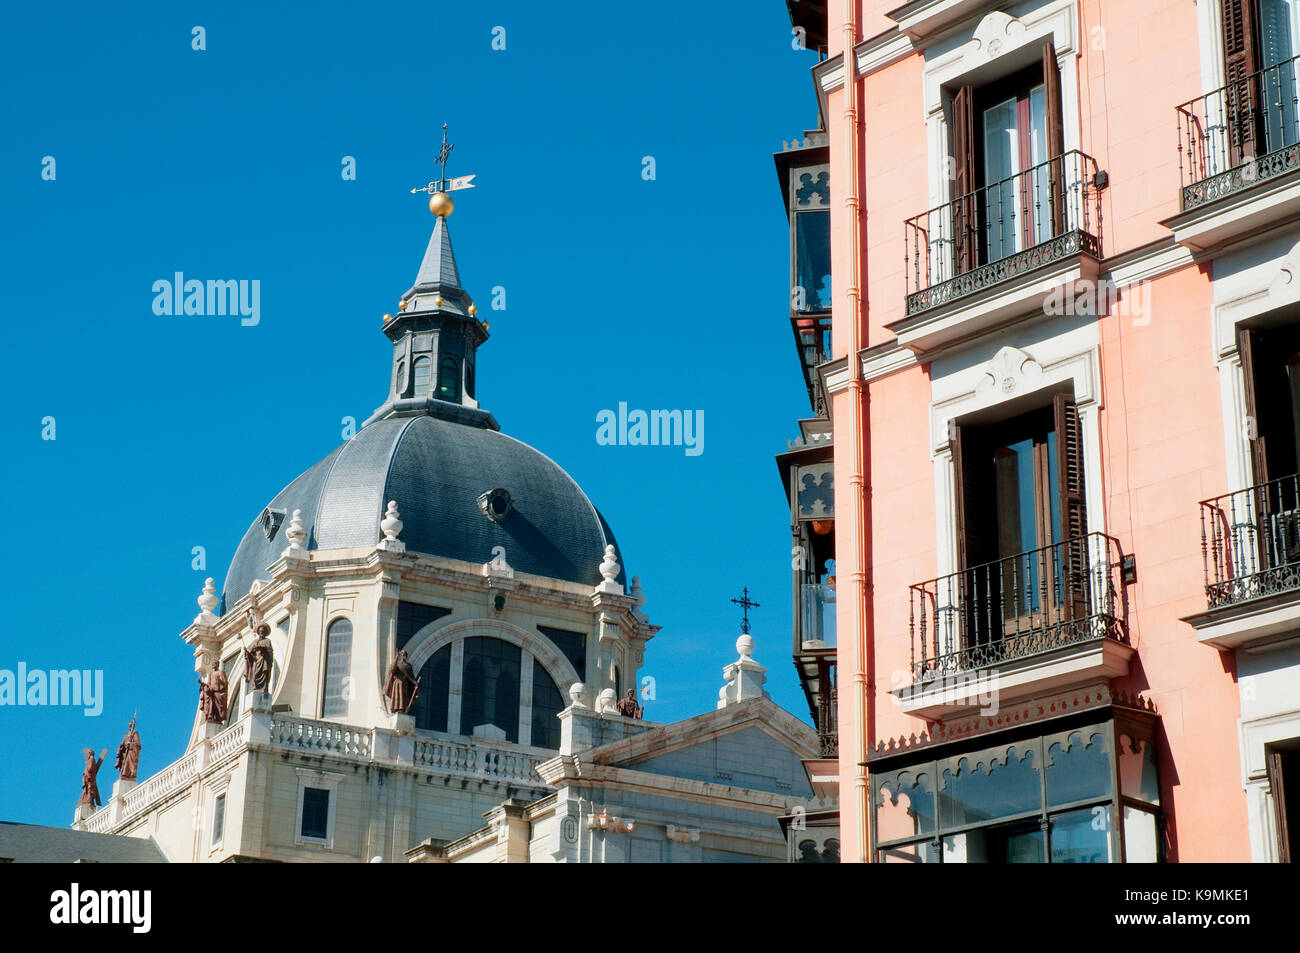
[398,299,408,312]
[428,191,455,217]
[468,302,477,316]
[383,313,392,323]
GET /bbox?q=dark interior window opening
[954,394,1087,648]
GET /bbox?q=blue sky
[0,2,820,827]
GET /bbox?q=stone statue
[383,649,420,715]
[615,688,643,720]
[115,716,142,780]
[198,661,229,724]
[243,623,274,693]
[78,748,108,809]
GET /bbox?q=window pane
[459,637,520,743]
[1045,729,1112,807]
[438,356,460,401]
[323,619,353,718]
[212,794,225,844]
[1118,733,1161,806]
[301,787,329,840]
[1050,805,1114,863]
[530,664,564,750]
[878,841,939,863]
[411,644,451,733]
[939,745,1041,828]
[877,770,936,840]
[1123,806,1159,862]
[795,210,832,312]
[944,822,1045,863]
[412,357,430,395]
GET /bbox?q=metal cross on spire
[409,123,478,196]
[730,587,760,635]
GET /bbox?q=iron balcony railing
[908,532,1127,684]
[904,150,1102,317]
[1199,473,1300,609]
[1177,53,1300,210]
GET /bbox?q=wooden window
[953,397,1088,644]
[1240,323,1300,484]
[950,41,1065,274]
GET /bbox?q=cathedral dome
[221,413,623,606]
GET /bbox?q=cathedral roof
[222,143,623,606]
[222,413,623,606]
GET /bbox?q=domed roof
[222,414,623,606]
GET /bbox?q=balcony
[895,532,1132,720]
[1185,474,1300,650]
[1168,54,1300,254]
[892,150,1103,354]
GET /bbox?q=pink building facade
[782,0,1300,862]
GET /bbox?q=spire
[403,214,469,314]
[365,125,495,431]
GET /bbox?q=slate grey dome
[221,413,623,606]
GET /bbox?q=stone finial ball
[428,191,455,217]
[736,634,754,658]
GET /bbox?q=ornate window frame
[929,339,1104,580]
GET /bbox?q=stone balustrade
[78,712,552,836]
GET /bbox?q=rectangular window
[953,396,1087,649]
[300,787,330,841]
[1240,322,1300,484]
[950,41,1065,275]
[211,793,226,845]
[459,637,521,743]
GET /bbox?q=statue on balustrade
[198,660,229,724]
[243,623,274,693]
[383,649,420,715]
[115,715,142,780]
[616,688,643,719]
[77,747,108,809]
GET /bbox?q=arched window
[437,356,460,401]
[322,618,353,717]
[412,644,452,733]
[460,637,520,743]
[530,664,565,750]
[395,360,406,396]
[412,356,431,396]
[464,360,475,400]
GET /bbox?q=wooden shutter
[1240,326,1270,485]
[1043,40,1067,236]
[953,424,996,648]
[1268,750,1292,863]
[1221,0,1261,164]
[1054,394,1089,619]
[951,85,977,274]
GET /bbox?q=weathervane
[730,587,760,635]
[409,123,477,198]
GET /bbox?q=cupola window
[438,356,460,401]
[412,356,431,396]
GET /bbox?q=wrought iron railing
[904,150,1102,316]
[1177,53,1300,210]
[908,532,1127,683]
[1199,474,1300,608]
